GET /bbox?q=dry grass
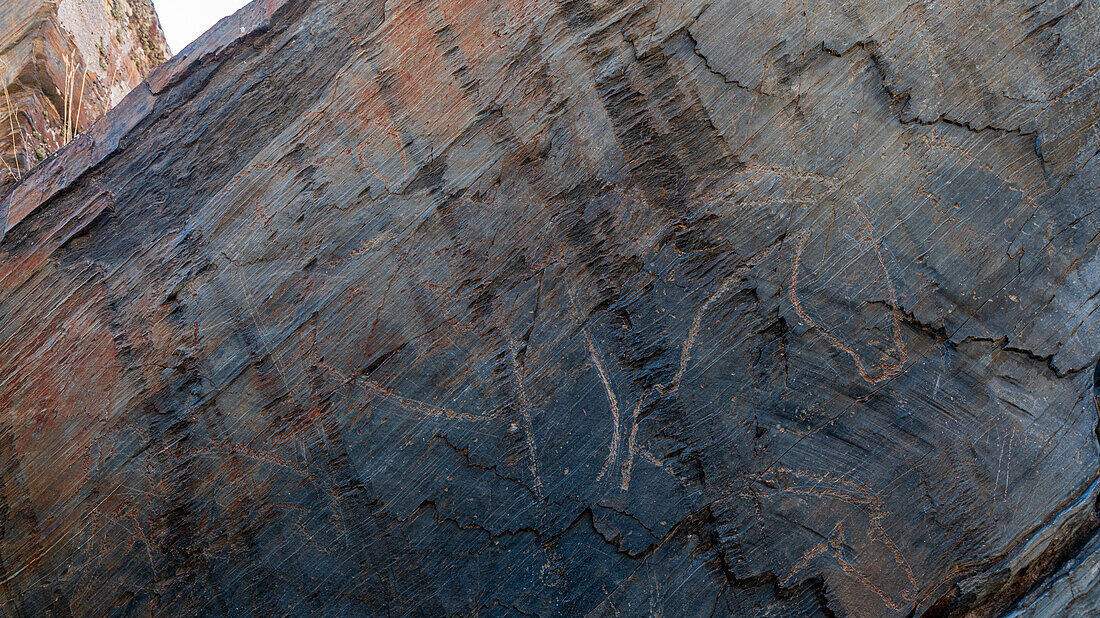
[0,60,28,183]
[62,51,89,146]
[0,53,89,184]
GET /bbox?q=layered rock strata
[0,0,1098,615]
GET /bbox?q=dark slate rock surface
[0,0,1098,615]
[1008,514,1100,617]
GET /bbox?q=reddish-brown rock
[0,0,168,188]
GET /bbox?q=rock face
[0,0,168,189]
[0,0,1098,615]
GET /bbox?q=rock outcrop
[0,0,1098,615]
[0,0,168,189]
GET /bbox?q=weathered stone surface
[0,0,168,189]
[0,0,1098,615]
[1008,515,1100,617]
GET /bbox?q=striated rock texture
[0,0,1099,615]
[0,0,168,189]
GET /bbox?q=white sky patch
[153,0,252,54]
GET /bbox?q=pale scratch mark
[229,261,298,391]
[581,326,623,483]
[725,165,841,195]
[1001,425,1017,501]
[508,335,544,501]
[649,566,661,618]
[620,398,644,491]
[996,431,1007,502]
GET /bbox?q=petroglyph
[507,335,544,500]
[360,380,496,423]
[620,398,643,491]
[580,325,624,484]
[789,216,908,384]
[758,467,919,609]
[669,239,784,395]
[574,240,786,492]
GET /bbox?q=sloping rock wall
[0,0,1098,615]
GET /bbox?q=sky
[153,0,252,53]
